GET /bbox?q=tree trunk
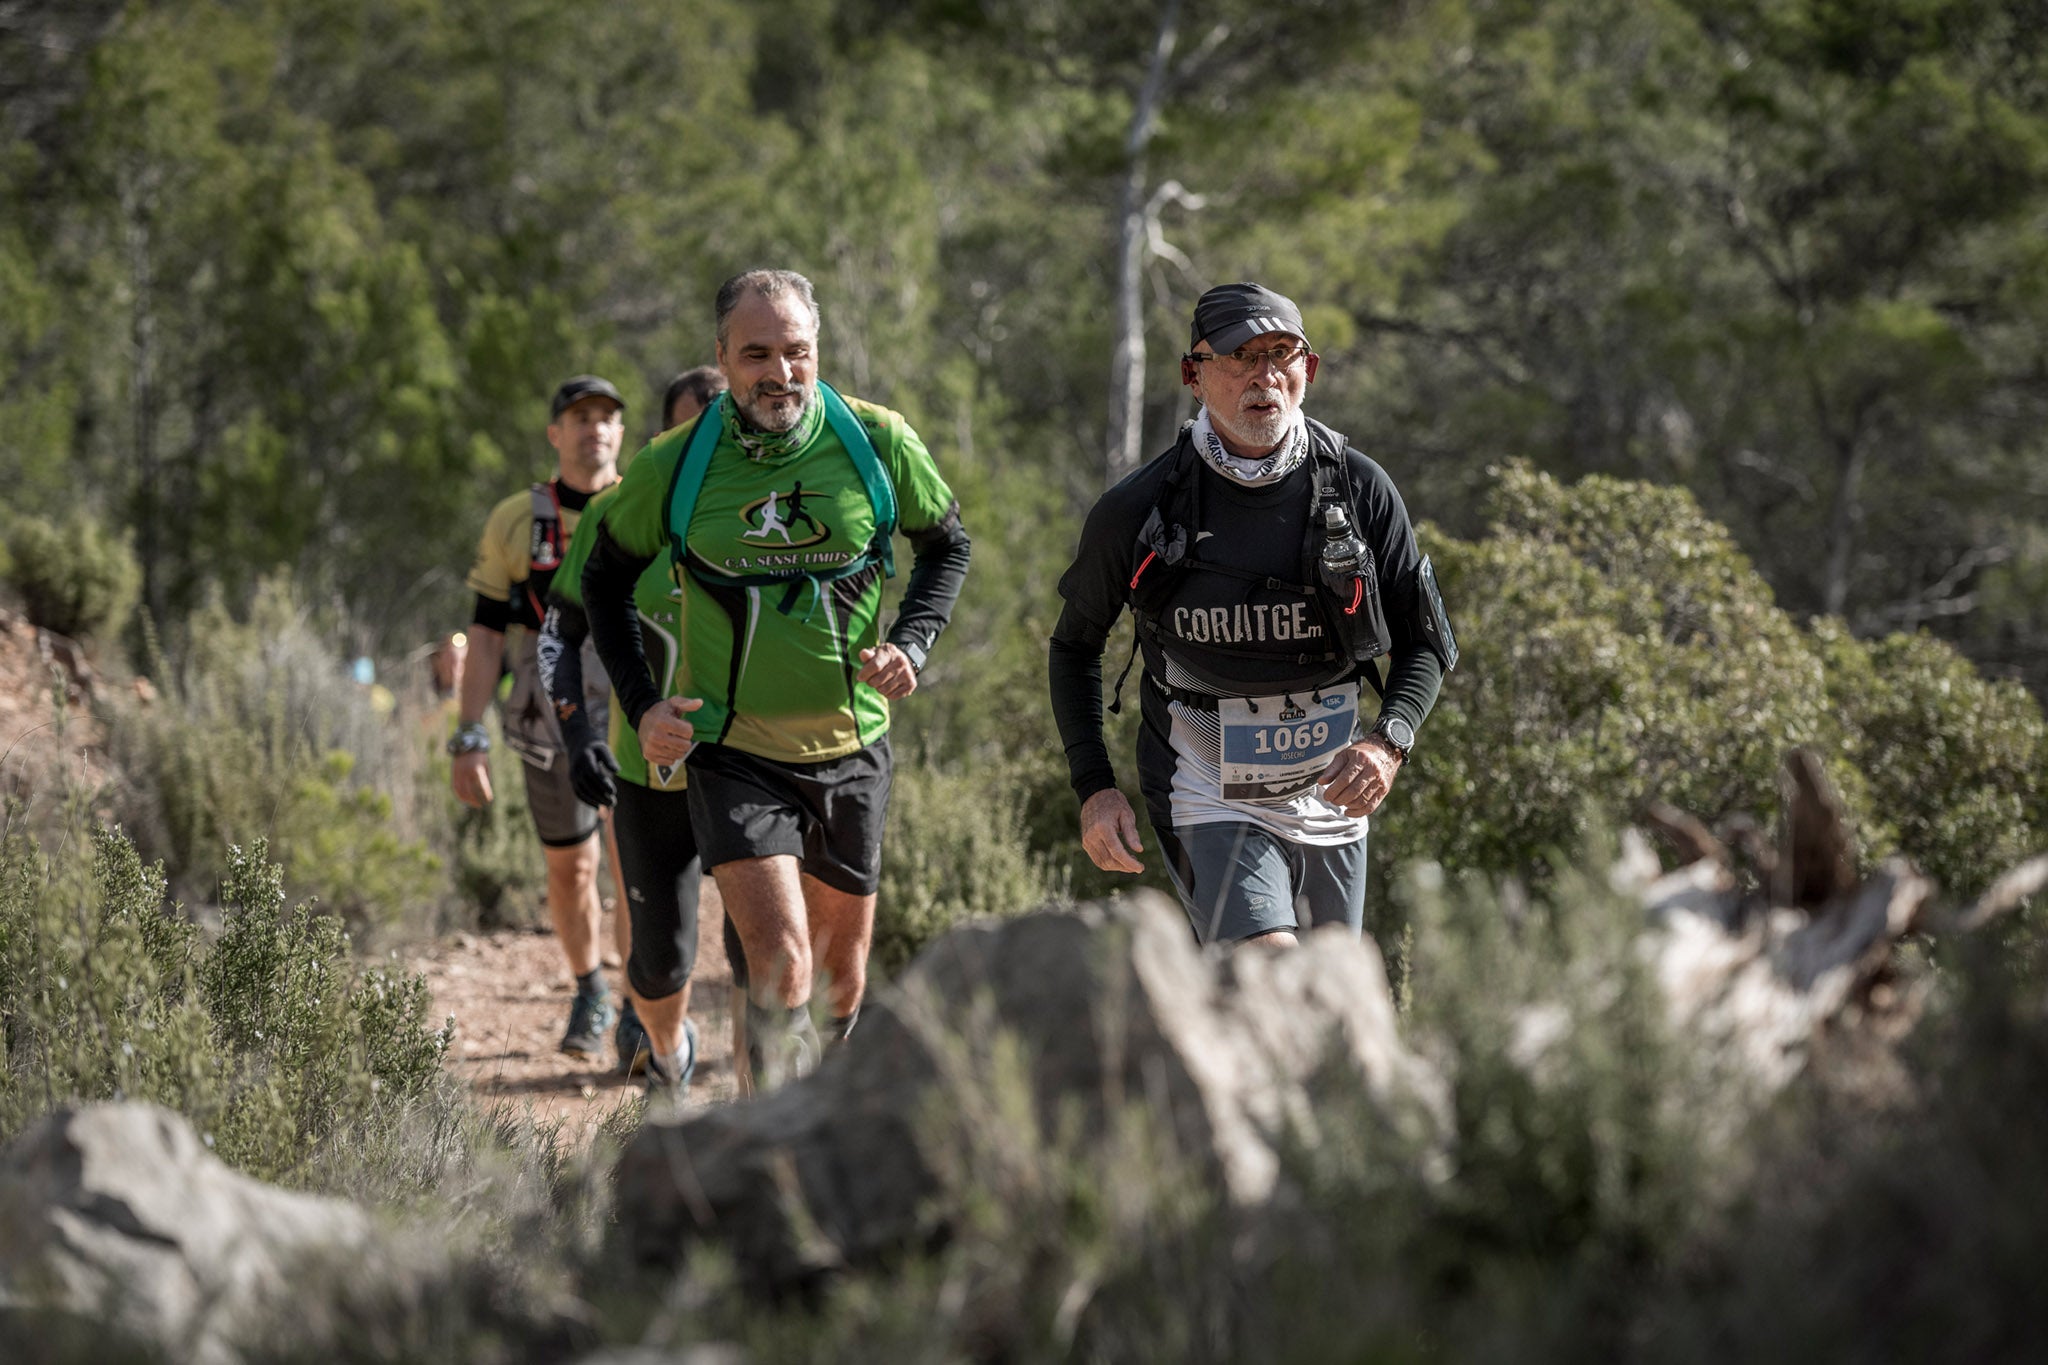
[1104,0,1181,487]
[123,162,162,627]
[1821,432,1867,619]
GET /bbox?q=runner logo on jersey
[739,481,830,550]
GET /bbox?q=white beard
[1190,407,1309,487]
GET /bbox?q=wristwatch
[897,639,929,674]
[1372,715,1415,761]
[446,722,491,757]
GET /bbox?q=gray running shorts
[502,632,605,849]
[517,749,600,848]
[1160,821,1367,945]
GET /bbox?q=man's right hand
[637,696,705,765]
[1080,788,1146,874]
[451,750,494,808]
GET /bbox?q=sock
[745,999,820,1085]
[649,1048,685,1083]
[576,967,605,998]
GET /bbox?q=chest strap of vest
[663,384,898,615]
[1146,673,1357,712]
[523,480,565,626]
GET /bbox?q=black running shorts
[684,736,892,896]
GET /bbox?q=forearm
[583,523,663,729]
[457,626,506,727]
[888,507,970,664]
[1048,634,1117,803]
[538,599,597,748]
[1375,646,1445,742]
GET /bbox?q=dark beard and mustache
[738,379,813,433]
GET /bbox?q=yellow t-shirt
[464,483,597,631]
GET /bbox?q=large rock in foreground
[615,891,1447,1291]
[0,1104,371,1363]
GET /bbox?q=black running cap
[1188,282,1309,355]
[550,374,625,418]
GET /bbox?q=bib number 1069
[1215,688,1360,802]
[1253,721,1330,754]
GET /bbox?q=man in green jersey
[660,365,727,433]
[539,370,731,1100]
[583,269,971,1089]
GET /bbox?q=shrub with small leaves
[872,757,1066,973]
[1397,464,2045,894]
[0,819,448,1186]
[101,575,444,934]
[1,509,142,642]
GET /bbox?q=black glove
[569,740,620,809]
[559,710,619,809]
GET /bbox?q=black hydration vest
[515,480,567,631]
[1123,421,1392,701]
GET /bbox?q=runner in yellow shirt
[449,374,629,1059]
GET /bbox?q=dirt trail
[408,877,742,1147]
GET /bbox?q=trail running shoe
[615,998,650,1077]
[744,1000,820,1092]
[644,1019,698,1115]
[559,988,616,1060]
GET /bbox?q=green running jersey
[553,485,691,791]
[597,393,956,763]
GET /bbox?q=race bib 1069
[1217,688,1359,802]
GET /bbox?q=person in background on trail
[537,369,739,1103]
[450,374,631,1061]
[1048,283,1459,947]
[429,631,466,700]
[661,365,727,433]
[582,269,972,1091]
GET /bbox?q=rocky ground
[408,877,746,1146]
[0,607,110,807]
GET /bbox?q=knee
[627,954,689,1002]
[545,837,599,882]
[626,882,700,999]
[627,919,693,1000]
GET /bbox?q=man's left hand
[857,643,918,700]
[1318,738,1403,817]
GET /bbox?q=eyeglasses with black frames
[1184,343,1314,378]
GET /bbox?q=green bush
[1818,622,2048,901]
[1400,464,2045,896]
[101,576,444,935]
[0,820,449,1185]
[2,509,142,642]
[433,733,549,933]
[872,755,1066,973]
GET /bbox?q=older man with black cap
[1049,282,1459,947]
[450,373,633,1057]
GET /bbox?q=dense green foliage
[5,0,2046,692]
